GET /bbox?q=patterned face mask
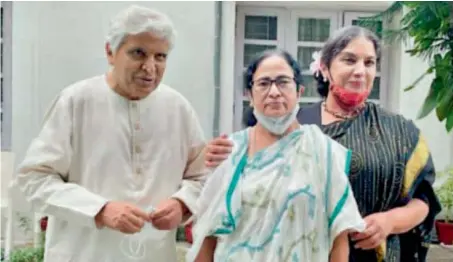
[330,84,370,108]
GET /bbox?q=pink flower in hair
[309,51,322,77]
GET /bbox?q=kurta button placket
[135,145,142,154]
[130,101,142,179]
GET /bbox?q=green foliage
[6,247,44,262]
[435,167,453,222]
[1,215,46,262]
[176,225,187,242]
[0,244,44,262]
[358,1,453,132]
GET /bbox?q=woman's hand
[351,212,393,250]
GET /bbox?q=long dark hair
[242,49,303,127]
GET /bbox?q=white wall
[397,53,453,172]
[9,1,215,242]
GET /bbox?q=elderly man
[13,5,208,262]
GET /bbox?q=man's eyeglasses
[251,76,296,93]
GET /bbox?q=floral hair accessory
[309,51,322,77]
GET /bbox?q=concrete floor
[176,242,453,262]
[427,244,453,261]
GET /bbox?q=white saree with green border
[187,124,366,262]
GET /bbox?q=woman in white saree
[186,50,365,262]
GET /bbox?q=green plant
[359,1,453,132]
[1,214,46,262]
[6,247,44,262]
[176,225,186,242]
[435,167,453,223]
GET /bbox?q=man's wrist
[94,202,108,229]
[173,198,191,216]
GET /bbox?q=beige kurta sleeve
[171,106,210,224]
[13,92,108,229]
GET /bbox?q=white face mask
[253,103,300,135]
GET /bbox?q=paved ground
[176,242,453,262]
[427,244,453,262]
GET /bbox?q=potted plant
[434,167,453,245]
[184,223,194,244]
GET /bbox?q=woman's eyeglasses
[251,76,296,93]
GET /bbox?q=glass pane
[352,19,382,39]
[242,100,254,128]
[241,69,252,96]
[301,75,320,98]
[1,7,3,38]
[241,69,248,96]
[1,43,3,69]
[243,44,276,67]
[298,18,330,42]
[243,100,251,112]
[297,47,322,71]
[352,19,382,71]
[369,77,380,100]
[300,102,319,109]
[245,15,278,40]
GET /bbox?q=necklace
[322,101,364,120]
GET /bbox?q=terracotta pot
[185,222,193,244]
[435,220,453,245]
[40,216,48,232]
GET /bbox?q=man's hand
[351,212,393,250]
[205,134,234,168]
[94,201,150,234]
[149,198,188,230]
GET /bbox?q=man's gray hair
[106,5,176,53]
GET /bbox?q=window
[234,7,387,129]
[287,11,339,105]
[234,7,287,129]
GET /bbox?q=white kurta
[14,75,208,262]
